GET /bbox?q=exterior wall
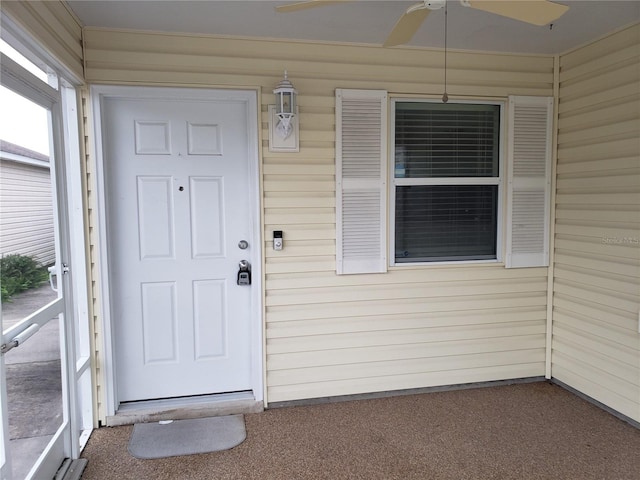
[83,28,554,410]
[0,0,83,81]
[0,159,55,266]
[553,24,640,422]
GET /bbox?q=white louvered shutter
[506,96,553,268]
[336,89,388,274]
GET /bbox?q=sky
[0,40,51,156]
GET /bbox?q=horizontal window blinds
[395,185,498,262]
[336,89,387,274]
[395,103,500,178]
[506,96,553,268]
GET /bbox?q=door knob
[238,240,249,249]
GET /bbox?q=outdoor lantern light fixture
[273,70,297,138]
[269,70,299,151]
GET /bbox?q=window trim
[389,97,506,267]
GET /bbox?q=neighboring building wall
[0,0,84,81]
[0,155,55,266]
[83,29,553,412]
[553,24,640,423]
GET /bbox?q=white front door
[102,89,258,402]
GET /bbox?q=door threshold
[105,391,263,426]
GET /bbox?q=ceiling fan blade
[466,0,569,26]
[383,5,431,47]
[276,0,352,13]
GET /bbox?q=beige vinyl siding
[0,160,55,266]
[83,29,553,408]
[553,24,640,422]
[0,0,83,81]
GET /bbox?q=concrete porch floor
[81,382,640,480]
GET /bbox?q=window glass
[393,101,501,263]
[0,39,57,88]
[395,103,500,178]
[0,86,50,155]
[395,185,498,262]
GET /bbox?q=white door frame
[91,85,264,417]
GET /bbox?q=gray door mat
[128,415,246,459]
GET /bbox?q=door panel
[193,279,226,359]
[104,93,254,403]
[140,282,177,364]
[137,177,175,259]
[190,177,224,257]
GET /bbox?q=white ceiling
[66,0,640,55]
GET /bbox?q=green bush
[0,254,49,303]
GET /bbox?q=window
[336,90,552,274]
[392,101,503,263]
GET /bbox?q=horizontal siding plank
[264,212,335,225]
[552,351,638,402]
[265,259,336,274]
[27,0,83,58]
[554,253,639,279]
[267,322,545,355]
[553,308,637,352]
[83,28,553,71]
[266,266,547,290]
[264,195,335,209]
[0,159,55,265]
[555,208,639,227]
[560,43,640,83]
[553,340,638,386]
[85,67,554,97]
[262,164,334,175]
[265,242,335,258]
[557,137,639,164]
[268,349,546,386]
[268,335,545,370]
[554,264,639,296]
[553,296,638,333]
[267,294,547,322]
[86,48,553,87]
[263,181,334,192]
[554,223,639,240]
[553,280,638,314]
[558,119,640,148]
[556,155,638,175]
[556,170,640,190]
[262,226,335,242]
[267,308,545,339]
[552,324,638,368]
[268,363,545,403]
[552,365,639,421]
[558,82,639,116]
[266,278,546,306]
[558,100,639,132]
[560,24,640,71]
[559,61,639,101]
[555,234,639,258]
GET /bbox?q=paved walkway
[2,284,61,479]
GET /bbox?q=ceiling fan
[275,0,570,47]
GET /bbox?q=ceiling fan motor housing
[425,0,446,11]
